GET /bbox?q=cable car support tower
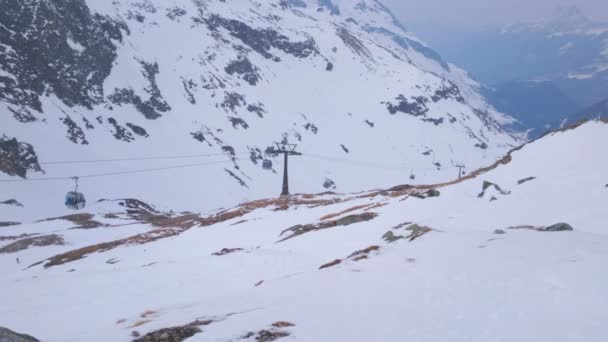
[274,142,301,197]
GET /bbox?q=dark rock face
[432,83,465,103]
[247,103,266,118]
[224,168,248,188]
[220,92,246,113]
[109,60,171,120]
[205,15,318,61]
[60,116,89,145]
[1,199,24,207]
[518,177,536,185]
[228,117,249,130]
[0,137,43,178]
[478,181,510,199]
[181,77,197,104]
[543,223,574,232]
[323,178,336,190]
[0,327,40,342]
[225,56,261,86]
[0,0,126,114]
[166,7,187,21]
[304,123,318,134]
[108,118,135,142]
[384,95,429,117]
[126,123,149,137]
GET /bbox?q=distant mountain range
[411,6,608,136]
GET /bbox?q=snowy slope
[1,119,606,341]
[0,0,519,222]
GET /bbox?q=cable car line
[0,159,240,183]
[40,152,250,165]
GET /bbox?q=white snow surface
[1,0,519,222]
[1,120,607,341]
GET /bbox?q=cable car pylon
[273,142,302,197]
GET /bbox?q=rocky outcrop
[0,0,126,113]
[0,137,43,178]
[0,327,40,342]
[133,320,213,342]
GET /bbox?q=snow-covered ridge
[1,119,606,341]
[1,0,519,220]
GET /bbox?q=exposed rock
[323,178,336,190]
[228,117,249,130]
[405,224,433,241]
[271,322,295,328]
[0,137,44,178]
[319,259,342,270]
[205,15,318,61]
[0,234,65,254]
[0,0,126,113]
[304,123,319,134]
[108,118,135,142]
[1,199,24,207]
[166,7,187,21]
[336,27,372,60]
[0,327,40,342]
[508,223,574,232]
[493,229,506,235]
[225,56,261,86]
[410,189,440,199]
[247,103,267,118]
[212,248,244,256]
[518,177,536,185]
[248,329,290,342]
[382,231,404,243]
[60,116,89,144]
[425,189,441,198]
[126,123,149,137]
[224,169,248,188]
[543,223,574,232]
[431,82,465,103]
[280,212,378,242]
[0,222,21,228]
[384,95,429,117]
[478,181,510,199]
[132,319,212,342]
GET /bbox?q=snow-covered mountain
[0,0,520,221]
[1,119,606,341]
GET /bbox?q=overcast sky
[382,0,608,27]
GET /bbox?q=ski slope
[1,120,606,341]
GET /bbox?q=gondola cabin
[262,159,273,170]
[65,192,86,210]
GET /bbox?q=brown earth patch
[319,259,342,270]
[38,213,106,229]
[0,234,65,254]
[279,212,378,242]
